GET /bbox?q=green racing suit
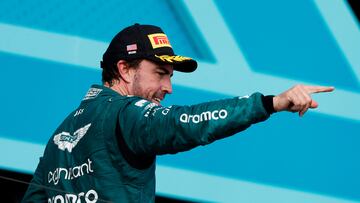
[22,84,274,203]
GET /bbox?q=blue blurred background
[0,0,359,202]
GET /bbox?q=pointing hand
[273,85,334,116]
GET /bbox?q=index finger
[304,85,335,94]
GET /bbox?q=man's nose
[162,77,173,94]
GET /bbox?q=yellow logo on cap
[155,55,192,63]
[148,33,172,49]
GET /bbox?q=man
[22,23,334,203]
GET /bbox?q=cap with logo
[101,23,197,72]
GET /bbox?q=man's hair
[102,59,142,85]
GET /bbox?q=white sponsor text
[48,189,98,203]
[180,109,228,123]
[48,158,94,185]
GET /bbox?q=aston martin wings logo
[53,123,91,153]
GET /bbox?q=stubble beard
[132,73,152,101]
[132,71,163,104]
[132,72,147,100]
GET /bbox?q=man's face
[130,59,173,105]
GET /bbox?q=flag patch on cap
[127,44,137,54]
[148,33,172,49]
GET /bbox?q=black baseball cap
[101,23,197,72]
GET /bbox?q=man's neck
[104,81,130,96]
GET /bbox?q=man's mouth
[153,97,162,104]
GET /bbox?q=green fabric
[22,84,270,203]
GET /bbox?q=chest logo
[53,123,91,153]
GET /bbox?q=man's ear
[117,60,133,83]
